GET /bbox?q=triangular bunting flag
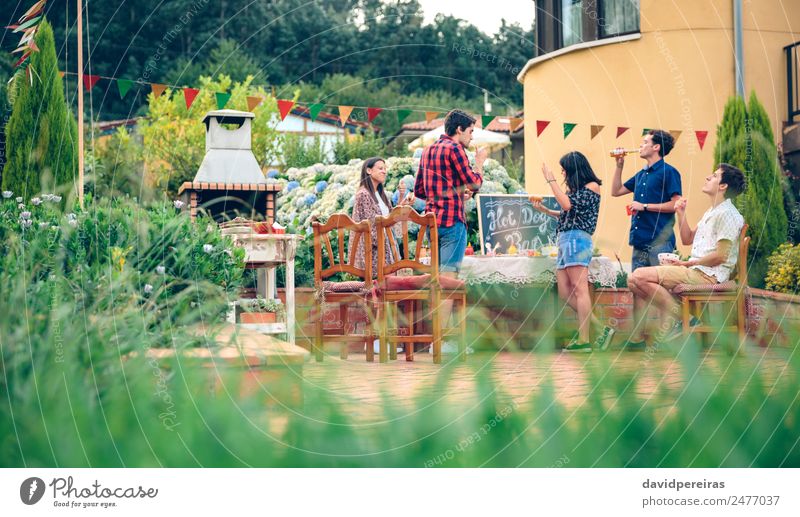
[247,96,263,112]
[215,92,231,110]
[183,87,199,109]
[425,111,440,124]
[642,128,651,136]
[508,117,523,133]
[563,123,577,139]
[695,130,709,150]
[309,103,325,121]
[28,39,39,52]
[150,83,167,98]
[20,0,46,22]
[590,125,605,139]
[481,115,495,129]
[397,109,412,124]
[58,71,65,79]
[338,105,354,126]
[536,120,550,137]
[83,74,100,91]
[367,107,383,123]
[277,100,295,121]
[616,127,629,138]
[670,130,682,142]
[117,79,134,99]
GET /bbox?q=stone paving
[301,345,796,423]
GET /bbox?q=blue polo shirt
[623,159,682,249]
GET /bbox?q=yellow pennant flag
[425,111,440,124]
[338,105,354,126]
[247,96,263,112]
[151,83,167,98]
[508,117,523,133]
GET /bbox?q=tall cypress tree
[714,93,788,287]
[1,20,78,202]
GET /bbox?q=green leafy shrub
[765,243,800,294]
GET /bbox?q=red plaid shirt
[414,134,483,228]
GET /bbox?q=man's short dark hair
[649,129,675,157]
[444,110,476,136]
[718,163,747,198]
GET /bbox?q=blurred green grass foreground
[1,197,799,467]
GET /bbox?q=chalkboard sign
[476,194,560,254]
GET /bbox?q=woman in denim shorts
[531,152,614,352]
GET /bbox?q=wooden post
[77,0,84,208]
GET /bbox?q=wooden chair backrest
[374,206,438,282]
[311,214,372,288]
[732,223,749,286]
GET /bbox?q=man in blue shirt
[611,129,682,270]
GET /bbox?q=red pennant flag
[277,100,295,121]
[695,130,709,150]
[616,127,630,138]
[536,120,550,137]
[58,71,65,79]
[183,87,199,109]
[28,39,39,52]
[247,96,262,112]
[151,83,167,98]
[367,108,383,123]
[338,106,354,126]
[83,74,101,91]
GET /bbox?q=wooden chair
[374,207,467,364]
[673,224,750,348]
[311,214,376,362]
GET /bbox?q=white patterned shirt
[689,198,744,282]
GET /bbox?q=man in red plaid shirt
[414,110,488,355]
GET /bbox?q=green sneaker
[564,341,593,353]
[622,339,647,351]
[593,326,616,351]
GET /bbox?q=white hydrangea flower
[31,197,42,206]
[156,265,166,275]
[2,191,12,198]
[203,244,214,253]
[143,284,153,294]
[173,200,185,209]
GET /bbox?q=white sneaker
[371,339,402,354]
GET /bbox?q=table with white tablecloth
[456,255,620,287]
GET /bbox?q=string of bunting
[56,70,711,149]
[6,0,48,84]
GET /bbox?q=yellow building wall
[521,0,800,262]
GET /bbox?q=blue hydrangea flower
[286,181,300,192]
[413,199,426,212]
[392,191,399,205]
[315,180,328,193]
[267,169,280,178]
[304,194,317,206]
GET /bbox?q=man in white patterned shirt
[624,164,746,348]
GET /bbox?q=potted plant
[240,297,285,324]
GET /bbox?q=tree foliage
[1,20,78,202]
[715,93,788,287]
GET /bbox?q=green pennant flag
[642,128,651,136]
[309,103,325,121]
[117,79,134,99]
[397,109,412,124]
[563,123,577,139]
[482,115,495,128]
[215,92,232,110]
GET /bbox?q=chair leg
[681,296,690,332]
[380,300,390,363]
[366,302,375,363]
[314,304,324,362]
[339,304,348,360]
[432,289,442,365]
[458,294,467,362]
[405,300,414,362]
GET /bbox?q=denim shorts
[437,222,467,273]
[556,229,593,270]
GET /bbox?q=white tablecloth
[456,255,620,287]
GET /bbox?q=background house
[520,0,800,259]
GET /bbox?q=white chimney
[194,109,266,184]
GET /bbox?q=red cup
[626,204,633,216]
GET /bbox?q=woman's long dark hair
[559,151,602,192]
[360,157,391,207]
